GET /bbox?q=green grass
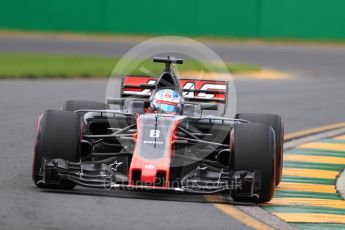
[0,53,260,79]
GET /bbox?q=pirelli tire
[32,110,81,189]
[231,123,275,203]
[62,100,109,115]
[235,113,284,186]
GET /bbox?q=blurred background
[1,0,345,131]
[1,0,344,40]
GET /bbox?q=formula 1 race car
[32,56,283,203]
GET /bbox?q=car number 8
[150,130,160,138]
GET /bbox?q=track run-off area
[264,132,345,229]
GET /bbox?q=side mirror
[107,97,124,106]
[200,103,218,111]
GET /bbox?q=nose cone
[141,164,157,184]
[129,114,180,187]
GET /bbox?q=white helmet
[151,89,183,114]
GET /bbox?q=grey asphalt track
[1,36,345,230]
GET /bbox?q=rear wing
[121,75,228,103]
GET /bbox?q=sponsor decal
[144,164,155,169]
[109,160,123,172]
[144,140,164,145]
[196,165,208,171]
[155,100,177,106]
[164,92,172,99]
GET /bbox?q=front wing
[38,157,262,198]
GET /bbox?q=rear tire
[231,123,275,203]
[235,113,284,186]
[32,110,81,189]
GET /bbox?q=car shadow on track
[39,187,255,206]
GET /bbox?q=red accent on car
[128,116,179,188]
[121,75,227,101]
[123,75,154,86]
[155,99,177,106]
[32,113,43,177]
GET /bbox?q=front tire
[231,123,275,203]
[32,110,81,189]
[235,113,284,186]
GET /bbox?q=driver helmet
[151,89,183,114]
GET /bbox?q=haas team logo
[122,76,226,101]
